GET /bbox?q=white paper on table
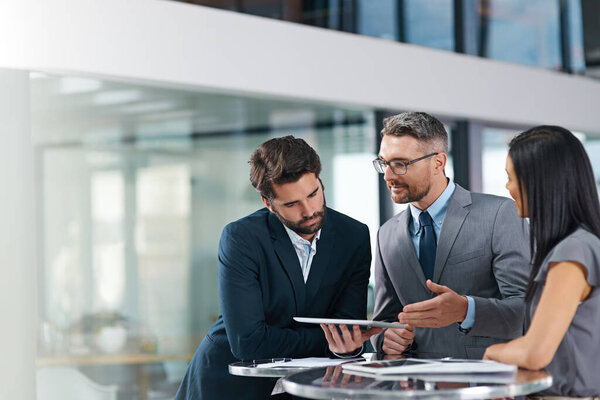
[256,357,363,369]
[378,359,517,375]
[395,372,517,383]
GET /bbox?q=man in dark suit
[175,136,375,399]
[369,112,530,359]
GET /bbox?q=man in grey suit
[371,112,530,359]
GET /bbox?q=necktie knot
[419,211,434,227]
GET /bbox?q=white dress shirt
[283,225,321,282]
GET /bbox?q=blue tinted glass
[482,0,561,69]
[404,0,454,51]
[357,0,399,40]
[567,0,586,73]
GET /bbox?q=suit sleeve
[370,227,405,352]
[469,199,530,338]
[218,224,327,361]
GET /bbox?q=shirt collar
[283,224,321,249]
[409,180,456,233]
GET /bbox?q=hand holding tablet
[294,317,408,330]
[295,317,408,355]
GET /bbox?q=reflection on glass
[404,0,454,51]
[565,0,586,73]
[484,128,600,200]
[356,0,399,40]
[581,134,600,196]
[478,0,562,69]
[482,127,517,197]
[33,73,377,399]
[91,171,125,312]
[180,0,353,30]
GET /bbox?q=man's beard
[387,180,431,204]
[274,201,327,235]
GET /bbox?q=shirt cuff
[459,296,475,331]
[332,343,364,358]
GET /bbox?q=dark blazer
[371,184,530,359]
[175,207,371,399]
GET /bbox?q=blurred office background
[1,0,600,399]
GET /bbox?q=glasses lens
[389,161,406,175]
[373,159,385,173]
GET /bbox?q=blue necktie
[418,211,437,281]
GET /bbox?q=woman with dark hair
[483,125,600,397]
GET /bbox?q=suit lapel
[433,185,472,282]
[392,210,429,292]
[305,210,334,304]
[268,212,306,315]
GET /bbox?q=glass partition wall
[31,73,379,399]
[31,73,600,399]
[482,126,600,198]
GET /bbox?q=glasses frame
[373,152,439,175]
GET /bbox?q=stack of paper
[342,358,517,381]
[256,357,363,369]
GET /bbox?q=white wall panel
[0,69,36,400]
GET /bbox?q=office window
[404,0,454,51]
[356,0,455,49]
[483,128,600,200]
[565,0,586,73]
[356,0,399,40]
[481,127,517,198]
[476,0,562,69]
[581,134,600,196]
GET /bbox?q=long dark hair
[509,125,600,300]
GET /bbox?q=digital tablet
[293,317,407,330]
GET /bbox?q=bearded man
[175,135,373,400]
[369,112,530,359]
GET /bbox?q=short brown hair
[381,112,448,153]
[249,135,321,200]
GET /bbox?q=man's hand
[398,280,468,328]
[382,324,414,354]
[320,323,382,354]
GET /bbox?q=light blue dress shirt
[408,180,475,330]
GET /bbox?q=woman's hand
[483,342,507,361]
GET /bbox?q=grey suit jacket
[371,184,530,359]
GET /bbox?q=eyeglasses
[372,153,438,175]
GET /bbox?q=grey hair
[380,112,449,153]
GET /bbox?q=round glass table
[281,365,552,399]
[229,358,299,378]
[229,357,366,396]
[229,357,367,378]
